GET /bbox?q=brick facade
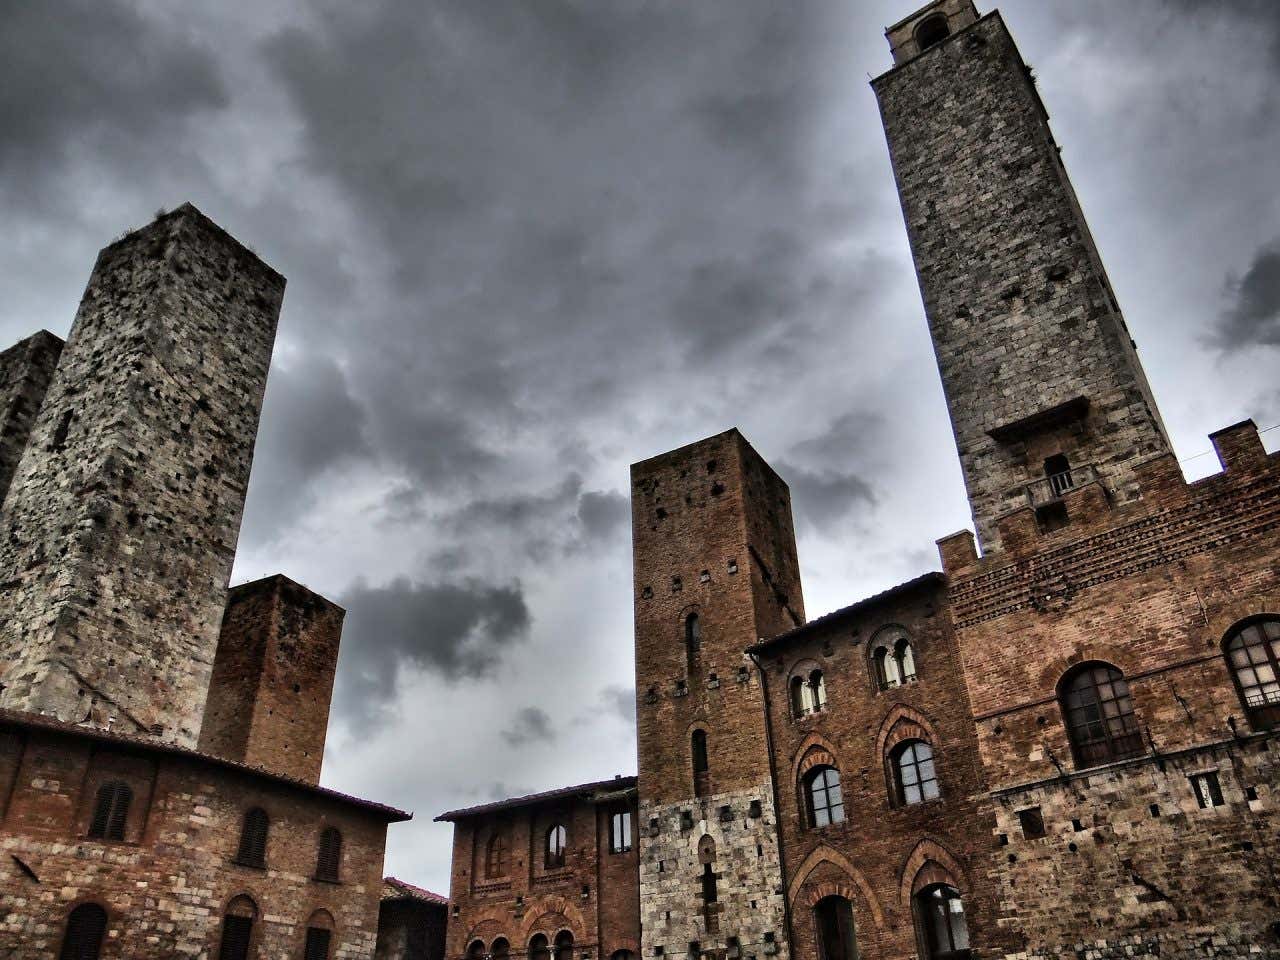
[375,878,449,960]
[437,778,640,960]
[438,4,1280,958]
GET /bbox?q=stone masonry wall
[0,330,63,505]
[873,9,1169,552]
[0,721,395,958]
[0,204,283,746]
[638,788,786,960]
[200,574,344,784]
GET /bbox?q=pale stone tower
[632,429,803,960]
[0,204,283,747]
[872,0,1170,552]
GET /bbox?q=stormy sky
[2,0,1277,894]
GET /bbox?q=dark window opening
[554,932,574,960]
[468,940,486,960]
[315,826,342,882]
[915,13,951,51]
[235,807,269,868]
[791,669,828,718]
[1224,616,1280,728]
[59,903,108,960]
[1060,663,1143,768]
[701,863,718,904]
[218,897,257,960]
[916,884,970,960]
[493,938,511,960]
[529,934,551,960]
[88,780,131,841]
[545,824,567,869]
[685,613,701,672]
[1044,453,1072,496]
[610,810,632,853]
[873,631,917,690]
[692,730,710,797]
[893,740,940,806]
[1191,772,1224,809]
[805,766,845,827]
[486,831,508,878]
[1017,807,1045,838]
[304,927,332,960]
[814,895,857,960]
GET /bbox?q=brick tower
[631,429,803,960]
[873,0,1170,552]
[0,204,283,747]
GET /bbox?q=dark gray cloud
[334,578,531,731]
[1210,239,1280,351]
[778,463,877,534]
[1162,0,1280,69]
[501,707,556,746]
[0,1,226,210]
[599,686,636,727]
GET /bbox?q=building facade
[0,204,410,959]
[440,3,1280,959]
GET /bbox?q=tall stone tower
[0,204,283,747]
[631,429,803,960]
[872,0,1170,552]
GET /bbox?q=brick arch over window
[1035,643,1133,695]
[786,845,885,930]
[464,914,507,946]
[790,732,842,787]
[604,936,641,960]
[897,838,968,908]
[874,704,938,762]
[518,897,586,941]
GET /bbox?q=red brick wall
[0,723,392,958]
[200,574,344,783]
[444,789,639,960]
[755,578,1013,960]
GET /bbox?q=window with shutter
[236,808,269,868]
[218,915,253,960]
[315,827,342,882]
[59,903,108,960]
[304,927,332,960]
[87,781,132,842]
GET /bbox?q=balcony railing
[1025,463,1099,509]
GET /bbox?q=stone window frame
[869,624,918,692]
[545,823,568,870]
[788,658,828,720]
[913,12,952,55]
[1221,614,1280,730]
[609,808,632,854]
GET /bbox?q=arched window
[915,13,951,52]
[467,940,486,960]
[554,931,574,960]
[1224,616,1280,728]
[87,780,131,841]
[235,807,269,868]
[59,903,108,960]
[529,934,551,960]
[304,910,335,960]
[814,895,857,960]
[493,938,511,960]
[916,884,970,959]
[892,740,940,806]
[873,628,917,690]
[218,895,258,960]
[545,824,567,869]
[315,826,342,882]
[487,830,508,877]
[610,952,635,960]
[790,669,828,718]
[691,729,710,797]
[805,766,845,827]
[1060,663,1143,767]
[610,810,632,853]
[685,613,701,671]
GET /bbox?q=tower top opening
[885,0,979,65]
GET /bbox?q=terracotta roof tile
[435,775,637,822]
[383,876,449,905]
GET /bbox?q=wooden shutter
[218,915,253,960]
[304,927,332,960]
[59,904,108,960]
[316,827,341,882]
[88,782,131,842]
[236,808,269,867]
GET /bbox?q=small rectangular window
[1191,772,1224,809]
[610,811,632,853]
[1017,807,1045,838]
